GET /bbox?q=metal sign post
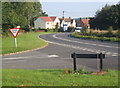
[14,38,17,48]
[9,28,20,48]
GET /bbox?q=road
[2,33,118,72]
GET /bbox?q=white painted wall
[53,17,60,28]
[46,22,54,29]
[72,19,76,27]
[34,17,61,29]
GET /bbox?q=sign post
[9,28,20,48]
[14,37,17,48]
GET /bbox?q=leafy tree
[2,2,47,32]
[89,2,120,30]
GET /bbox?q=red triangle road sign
[9,28,20,38]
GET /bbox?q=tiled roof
[50,17,56,21]
[40,17,53,22]
[59,18,71,22]
[81,19,90,24]
[64,18,71,22]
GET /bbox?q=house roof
[59,18,72,22]
[50,17,56,21]
[64,18,71,22]
[40,17,53,22]
[81,19,90,24]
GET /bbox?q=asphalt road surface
[2,33,119,72]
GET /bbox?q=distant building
[76,18,90,29]
[59,17,76,31]
[34,16,60,29]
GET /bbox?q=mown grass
[2,69,118,86]
[2,32,53,55]
[71,32,120,42]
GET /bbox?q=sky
[39,0,119,18]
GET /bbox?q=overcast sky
[40,0,119,18]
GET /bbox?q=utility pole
[63,11,65,31]
[63,11,64,18]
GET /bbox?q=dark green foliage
[71,31,120,42]
[105,26,114,37]
[81,28,87,34]
[68,27,75,32]
[107,26,113,34]
[2,2,47,33]
[115,29,120,38]
[53,23,59,32]
[89,2,120,30]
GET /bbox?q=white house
[34,16,60,29]
[59,17,76,31]
[50,17,60,29]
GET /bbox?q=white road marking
[112,54,118,56]
[48,55,59,58]
[45,40,118,57]
[106,52,111,55]
[53,34,118,49]
[3,57,29,60]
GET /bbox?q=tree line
[89,2,120,30]
[2,2,48,33]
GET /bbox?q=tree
[2,2,47,32]
[89,2,120,30]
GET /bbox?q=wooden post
[99,53,103,71]
[73,52,77,72]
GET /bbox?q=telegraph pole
[63,11,64,18]
[63,11,65,31]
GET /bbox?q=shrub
[115,29,120,38]
[46,29,53,32]
[89,29,93,35]
[81,28,87,34]
[2,32,9,37]
[105,26,114,37]
[68,27,74,32]
[107,26,113,34]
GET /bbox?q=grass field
[2,69,118,86]
[2,32,53,55]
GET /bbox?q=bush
[115,29,120,38]
[107,26,113,34]
[46,29,53,32]
[68,27,74,32]
[81,28,88,34]
[104,26,115,37]
[71,32,120,42]
[2,32,9,37]
[32,29,36,32]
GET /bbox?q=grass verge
[2,69,118,86]
[2,32,52,55]
[71,32,120,42]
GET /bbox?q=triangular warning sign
[9,28,20,38]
